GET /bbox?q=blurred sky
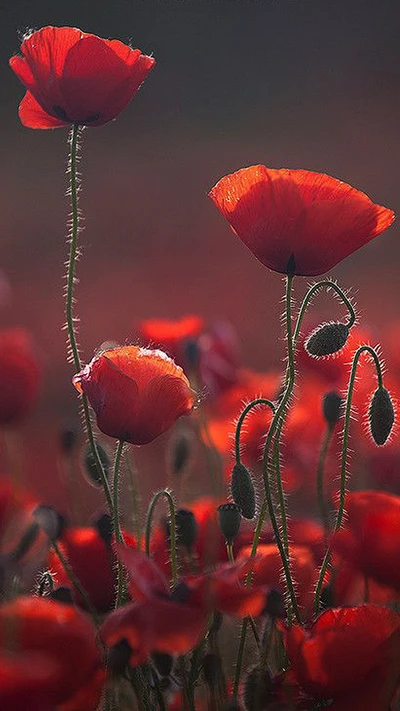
[1,0,399,505]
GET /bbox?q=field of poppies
[2,21,400,711]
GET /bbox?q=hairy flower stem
[314,345,384,613]
[317,424,335,536]
[234,398,276,465]
[126,448,143,548]
[113,439,126,608]
[65,124,113,518]
[145,490,178,587]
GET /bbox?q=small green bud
[369,386,395,446]
[322,391,343,426]
[231,462,256,519]
[217,503,242,544]
[84,441,110,487]
[305,322,349,357]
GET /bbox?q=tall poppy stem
[145,490,178,588]
[66,123,113,517]
[113,439,125,608]
[314,345,384,613]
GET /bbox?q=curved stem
[145,490,178,587]
[113,439,125,608]
[314,345,384,613]
[293,279,356,346]
[234,398,276,465]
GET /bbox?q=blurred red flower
[139,315,204,364]
[0,328,41,425]
[286,605,400,710]
[209,165,394,276]
[9,26,155,129]
[0,597,103,708]
[73,345,195,445]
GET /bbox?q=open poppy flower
[332,490,400,592]
[9,26,155,129]
[286,605,400,710]
[139,315,204,365]
[0,328,41,425]
[73,345,195,445]
[0,597,102,707]
[208,165,395,276]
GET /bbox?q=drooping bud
[108,638,132,676]
[369,386,395,445]
[322,391,343,427]
[167,426,195,477]
[243,665,274,711]
[264,589,285,619]
[173,509,198,550]
[305,322,349,358]
[94,513,114,545]
[217,503,242,544]
[33,505,65,542]
[231,462,256,519]
[83,441,110,487]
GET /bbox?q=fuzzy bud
[369,386,395,445]
[33,505,65,542]
[217,503,242,544]
[94,513,114,545]
[83,442,110,487]
[305,322,349,358]
[322,391,343,427]
[165,509,198,550]
[231,462,256,519]
[168,427,194,476]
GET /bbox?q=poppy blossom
[0,597,102,707]
[73,345,195,445]
[286,605,400,710]
[208,165,394,276]
[139,315,204,364]
[0,328,41,425]
[9,26,155,129]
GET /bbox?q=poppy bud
[50,587,74,605]
[94,513,114,545]
[151,652,174,678]
[243,665,274,711]
[369,386,395,445]
[202,652,223,686]
[305,322,349,357]
[83,442,110,487]
[168,427,195,476]
[217,503,242,544]
[108,638,132,675]
[322,391,343,426]
[171,509,198,550]
[184,338,201,370]
[33,505,65,542]
[264,589,285,619]
[231,463,256,519]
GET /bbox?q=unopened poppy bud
[202,652,223,686]
[231,463,256,519]
[168,427,195,476]
[108,638,132,675]
[151,652,174,678]
[50,587,74,605]
[369,386,395,445]
[94,513,113,545]
[172,509,198,550]
[322,391,343,426]
[264,589,285,619]
[244,665,274,711]
[33,505,65,542]
[305,322,349,357]
[84,441,110,487]
[217,503,242,544]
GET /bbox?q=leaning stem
[234,398,276,465]
[314,345,384,614]
[145,490,178,587]
[292,279,356,345]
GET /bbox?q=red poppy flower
[73,345,195,445]
[286,605,400,710]
[332,490,400,592]
[208,165,395,276]
[9,26,155,129]
[139,315,204,364]
[0,328,41,425]
[0,597,102,707]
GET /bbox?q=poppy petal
[18,90,68,129]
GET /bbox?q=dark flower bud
[60,425,79,453]
[169,428,195,476]
[33,505,65,542]
[202,652,223,686]
[369,386,395,445]
[231,463,256,519]
[264,589,285,619]
[151,652,174,678]
[94,513,114,545]
[184,338,200,370]
[83,441,110,487]
[322,391,343,426]
[166,509,198,550]
[50,587,74,605]
[320,583,335,610]
[170,581,191,604]
[217,503,242,544]
[305,322,349,358]
[244,665,274,711]
[108,638,132,675]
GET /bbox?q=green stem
[233,617,248,697]
[113,439,125,608]
[234,398,276,465]
[52,541,100,626]
[314,345,384,614]
[317,425,334,535]
[145,490,178,587]
[126,447,143,549]
[292,279,356,346]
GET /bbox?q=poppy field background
[1,0,400,512]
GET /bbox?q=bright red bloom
[9,26,155,129]
[286,605,400,710]
[73,345,195,445]
[208,165,394,276]
[332,490,400,591]
[139,315,204,363]
[0,597,102,707]
[0,328,41,425]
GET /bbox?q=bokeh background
[1,0,399,510]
